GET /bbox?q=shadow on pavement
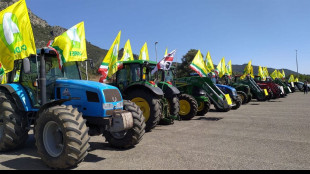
[195,117,223,121]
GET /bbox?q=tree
[176,49,203,78]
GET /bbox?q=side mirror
[23,58,31,74]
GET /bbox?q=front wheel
[197,100,210,116]
[105,100,146,149]
[237,91,248,105]
[178,94,198,120]
[35,105,90,169]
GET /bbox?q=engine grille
[103,89,122,102]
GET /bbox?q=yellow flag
[263,67,269,77]
[119,39,134,61]
[282,69,285,78]
[0,0,36,72]
[51,21,87,68]
[139,42,149,61]
[294,78,299,82]
[270,70,278,80]
[258,66,266,81]
[205,51,214,72]
[164,47,168,57]
[288,74,294,83]
[240,60,252,79]
[189,50,209,77]
[216,57,226,78]
[1,74,7,84]
[277,70,283,79]
[226,60,232,76]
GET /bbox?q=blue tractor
[215,84,242,110]
[0,48,146,169]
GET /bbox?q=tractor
[151,65,198,120]
[0,48,146,169]
[109,60,178,132]
[234,75,267,101]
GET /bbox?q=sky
[26,0,310,74]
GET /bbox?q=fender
[0,84,37,112]
[124,83,164,97]
[157,82,180,98]
[36,99,71,118]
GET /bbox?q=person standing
[303,81,308,94]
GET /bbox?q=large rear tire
[0,90,28,152]
[126,90,161,132]
[35,105,90,169]
[178,94,197,120]
[167,95,180,118]
[105,100,146,149]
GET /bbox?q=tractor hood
[55,79,119,91]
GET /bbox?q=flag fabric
[119,39,134,62]
[288,74,294,83]
[270,70,278,80]
[50,21,87,69]
[98,31,121,81]
[0,0,36,72]
[205,51,214,72]
[282,69,285,79]
[189,50,209,77]
[277,70,283,79]
[258,66,266,81]
[164,47,168,57]
[0,62,4,76]
[216,57,226,78]
[151,49,176,75]
[138,42,149,61]
[240,60,253,79]
[226,60,232,76]
[1,73,6,84]
[294,78,299,82]
[263,67,269,78]
[117,39,133,69]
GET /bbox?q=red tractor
[254,76,284,99]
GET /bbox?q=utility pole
[296,50,298,78]
[155,41,158,62]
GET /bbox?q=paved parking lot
[0,92,310,170]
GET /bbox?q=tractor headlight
[116,101,123,108]
[103,103,114,110]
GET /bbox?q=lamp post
[296,50,298,78]
[155,41,158,62]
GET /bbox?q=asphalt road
[0,92,310,170]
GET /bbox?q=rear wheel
[237,91,248,104]
[196,100,210,116]
[178,94,197,120]
[0,90,28,152]
[35,105,90,169]
[247,93,252,103]
[167,95,180,118]
[126,90,161,132]
[105,100,146,148]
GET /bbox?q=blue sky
[26,0,310,74]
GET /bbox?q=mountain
[231,64,299,76]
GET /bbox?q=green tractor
[109,60,178,132]
[174,73,232,113]
[234,75,267,101]
[274,78,291,94]
[151,65,198,120]
[221,75,252,104]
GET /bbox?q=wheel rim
[179,100,191,116]
[197,101,204,112]
[43,121,64,157]
[111,130,128,140]
[131,97,150,122]
[239,94,245,102]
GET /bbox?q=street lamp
[155,41,158,62]
[296,50,298,78]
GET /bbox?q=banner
[50,21,87,69]
[0,0,36,72]
[270,70,278,80]
[138,42,149,61]
[288,74,294,83]
[216,57,226,78]
[258,66,266,81]
[205,51,214,72]
[98,31,121,81]
[189,50,208,77]
[240,60,253,79]
[226,60,232,76]
[151,49,176,75]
